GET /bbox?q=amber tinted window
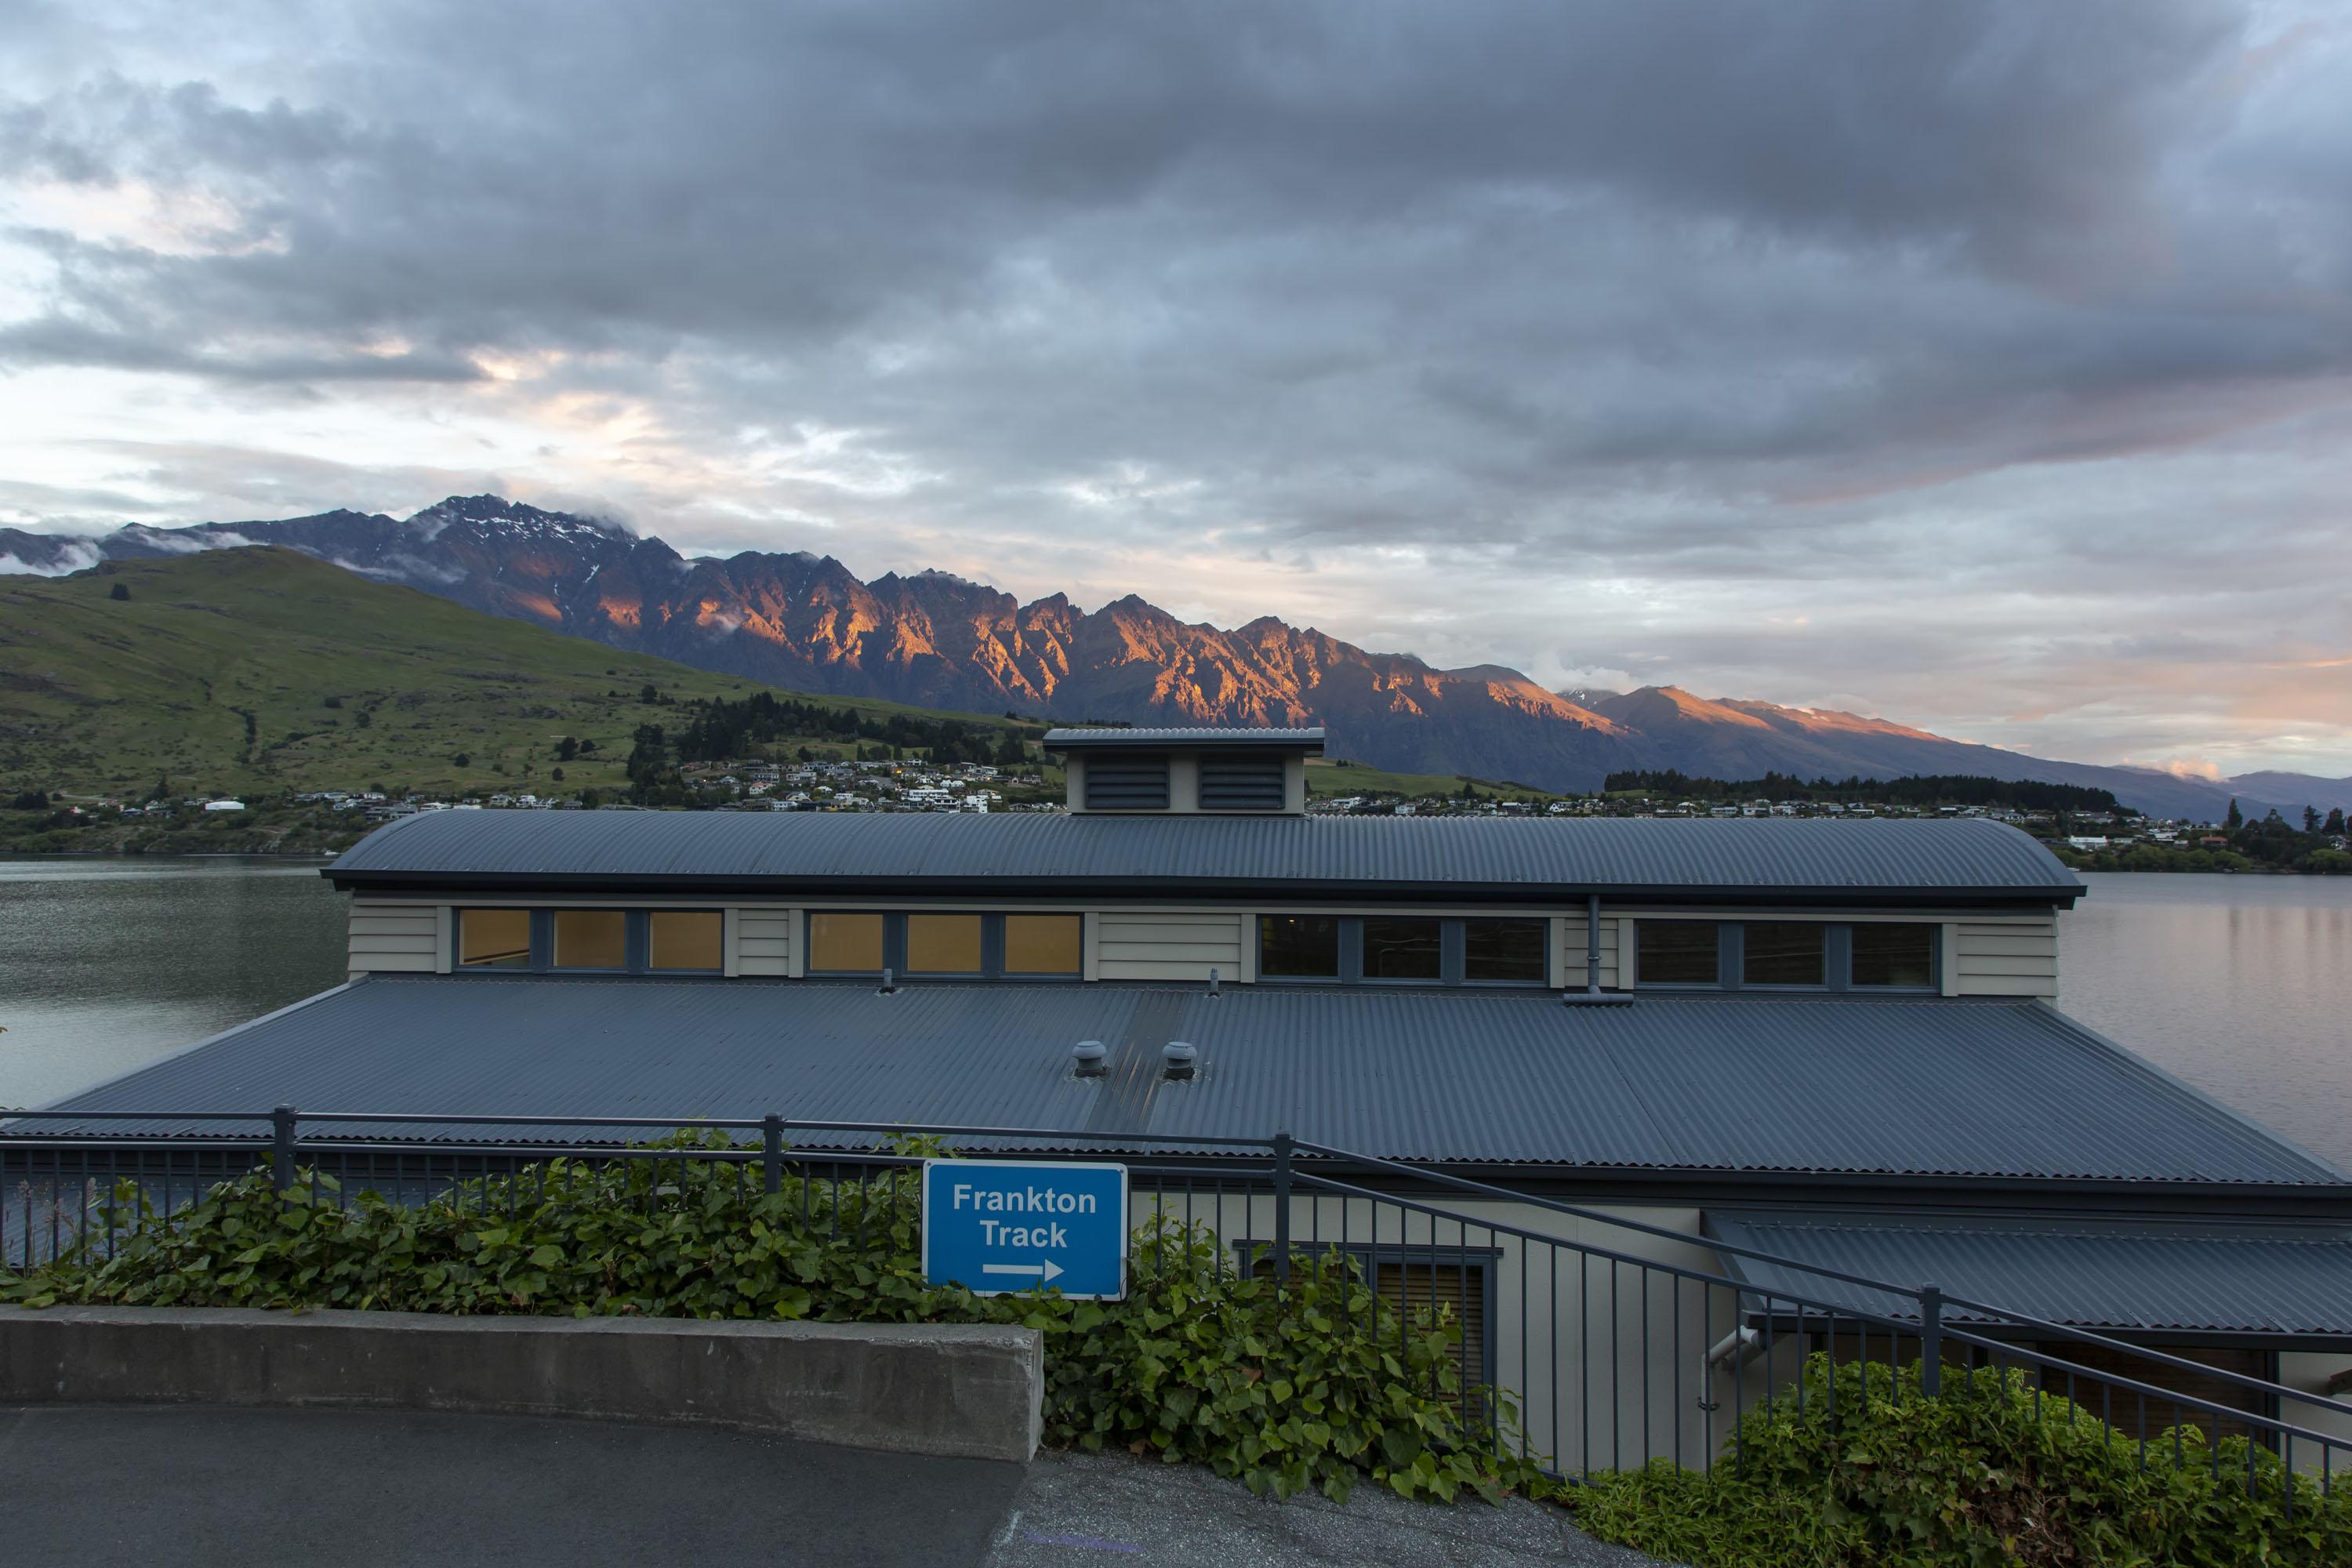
[1464,919,1548,983]
[1743,923,1825,986]
[1004,914,1082,975]
[907,913,984,974]
[1638,921,1720,985]
[552,909,628,969]
[1852,923,1935,988]
[458,908,532,968]
[808,912,884,972]
[648,910,724,971]
[1361,916,1442,980]
[1260,914,1340,978]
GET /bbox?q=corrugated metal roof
[1707,1212,2352,1335]
[30,981,2332,1186]
[1043,728,1324,750]
[325,811,2081,900]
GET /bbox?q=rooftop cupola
[1042,727,1323,815]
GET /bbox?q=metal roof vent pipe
[1563,892,1634,1007]
[1207,967,1221,999]
[878,967,896,995]
[1161,1041,1198,1082]
[1072,1040,1108,1078]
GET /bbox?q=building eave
[321,866,2081,910]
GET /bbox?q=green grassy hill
[0,547,1036,803]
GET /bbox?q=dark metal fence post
[271,1105,297,1192]
[762,1112,783,1196]
[1272,1130,1294,1283]
[1918,1283,1943,1396]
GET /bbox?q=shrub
[2,1138,1553,1506]
[1566,1357,2352,1567]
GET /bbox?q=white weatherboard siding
[735,908,797,978]
[347,900,439,977]
[1953,916,2058,1000]
[1095,910,1246,982]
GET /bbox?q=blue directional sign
[922,1158,1129,1301]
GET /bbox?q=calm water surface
[2061,873,2351,1170]
[2,862,2347,1167]
[0,858,349,1109]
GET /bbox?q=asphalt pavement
[0,1406,1676,1567]
[987,1449,1675,1568]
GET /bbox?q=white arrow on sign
[982,1259,1065,1284]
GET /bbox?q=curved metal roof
[325,810,2081,902]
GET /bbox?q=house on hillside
[26,726,2352,1473]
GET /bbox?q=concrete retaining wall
[0,1306,1044,1463]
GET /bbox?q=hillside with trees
[0,548,1051,848]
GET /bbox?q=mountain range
[5,495,2346,821]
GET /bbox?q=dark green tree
[2326,808,2347,836]
[108,582,130,601]
[2304,806,2321,833]
[2224,797,2243,832]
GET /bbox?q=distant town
[12,746,2348,873]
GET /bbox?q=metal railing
[5,1106,2350,1497]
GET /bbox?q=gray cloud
[1,0,2349,771]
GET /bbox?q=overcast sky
[3,1,2348,777]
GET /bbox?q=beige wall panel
[735,909,796,978]
[348,900,442,977]
[1096,909,1244,981]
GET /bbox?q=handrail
[1935,1292,2352,1423]
[0,1108,1279,1150]
[7,1110,2347,1457]
[1291,1138,2352,1427]
[1936,1327,2343,1442]
[1289,1138,1930,1302]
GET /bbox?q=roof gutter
[319,867,2082,909]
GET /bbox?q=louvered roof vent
[1044,728,1323,815]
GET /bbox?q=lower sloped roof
[1706,1211,2352,1336]
[26,978,2344,1189]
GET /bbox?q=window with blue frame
[804,912,1083,979]
[454,908,726,975]
[1255,915,1548,986]
[1633,920,1939,992]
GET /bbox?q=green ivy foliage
[1566,1357,2352,1567]
[0,1135,1555,1507]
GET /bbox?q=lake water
[0,858,350,1110]
[2,862,2348,1167]
[2059,873,2352,1170]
